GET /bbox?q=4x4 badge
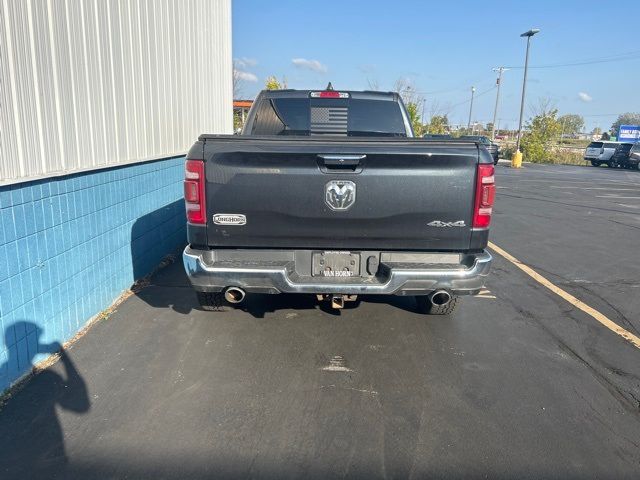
[428,220,466,227]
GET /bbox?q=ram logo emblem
[325,180,356,211]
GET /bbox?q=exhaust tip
[430,290,452,306]
[224,287,246,304]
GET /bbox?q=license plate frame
[312,251,361,278]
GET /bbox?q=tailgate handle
[318,154,366,167]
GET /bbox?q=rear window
[250,98,309,135]
[249,97,408,137]
[346,99,407,136]
[587,142,603,148]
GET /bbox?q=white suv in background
[584,141,620,167]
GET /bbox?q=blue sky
[232,0,640,132]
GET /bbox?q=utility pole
[513,28,540,168]
[467,86,476,131]
[559,117,566,145]
[491,67,508,140]
[515,29,540,152]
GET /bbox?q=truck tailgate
[199,137,480,251]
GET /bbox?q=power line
[505,50,640,69]
[410,77,495,96]
[448,85,495,110]
[580,113,622,117]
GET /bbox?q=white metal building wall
[0,0,233,184]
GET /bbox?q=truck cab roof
[258,89,402,102]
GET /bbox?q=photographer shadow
[0,321,90,477]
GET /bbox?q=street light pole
[491,67,508,141]
[467,86,476,132]
[512,28,540,168]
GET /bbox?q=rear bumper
[183,247,492,296]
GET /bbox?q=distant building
[234,100,254,129]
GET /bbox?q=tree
[611,113,640,136]
[530,97,556,117]
[393,78,425,136]
[426,99,452,119]
[393,78,424,109]
[557,114,584,135]
[520,108,562,163]
[265,76,282,90]
[232,61,244,99]
[591,127,602,136]
[405,102,424,136]
[425,115,449,134]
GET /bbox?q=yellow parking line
[488,241,640,350]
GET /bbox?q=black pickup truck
[182,88,494,314]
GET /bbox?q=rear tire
[415,295,459,315]
[590,161,600,167]
[608,161,616,168]
[196,291,231,312]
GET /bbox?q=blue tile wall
[0,157,187,392]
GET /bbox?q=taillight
[310,91,350,98]
[473,164,496,228]
[184,160,206,224]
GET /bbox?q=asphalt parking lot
[1,163,639,479]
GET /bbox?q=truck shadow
[133,261,421,319]
[129,200,189,313]
[238,293,421,318]
[136,259,421,319]
[130,199,186,287]
[129,201,421,317]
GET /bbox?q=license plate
[312,251,360,277]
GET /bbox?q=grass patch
[547,149,586,166]
[498,142,587,166]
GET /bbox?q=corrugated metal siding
[0,0,232,184]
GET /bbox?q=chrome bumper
[183,247,492,296]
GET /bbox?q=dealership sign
[618,125,640,142]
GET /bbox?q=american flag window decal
[310,107,348,135]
